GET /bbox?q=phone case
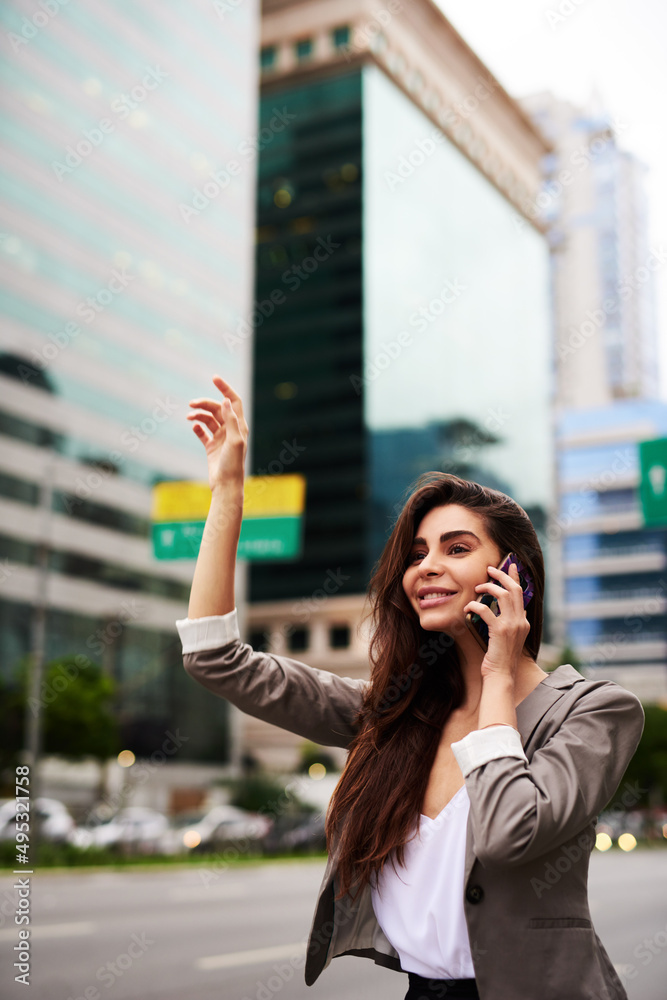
[464,552,534,652]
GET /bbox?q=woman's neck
[454,649,547,716]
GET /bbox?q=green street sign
[151,475,306,561]
[152,515,303,561]
[638,438,667,526]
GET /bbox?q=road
[0,848,665,1000]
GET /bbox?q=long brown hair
[325,472,545,900]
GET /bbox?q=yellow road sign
[152,474,306,522]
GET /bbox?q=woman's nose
[417,554,443,576]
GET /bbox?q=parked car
[159,804,272,855]
[279,811,327,852]
[71,807,169,853]
[596,808,649,843]
[261,809,324,854]
[0,797,75,844]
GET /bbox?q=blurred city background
[1,0,666,998]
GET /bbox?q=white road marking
[196,941,306,971]
[0,920,95,941]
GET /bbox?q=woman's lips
[418,592,457,608]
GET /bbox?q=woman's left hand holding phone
[464,561,531,731]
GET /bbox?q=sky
[437,0,667,401]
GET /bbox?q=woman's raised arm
[186,375,248,619]
[180,376,367,748]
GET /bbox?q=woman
[177,376,645,1000]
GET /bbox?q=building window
[332,25,350,50]
[287,627,309,652]
[295,38,313,62]
[329,624,350,649]
[0,471,39,505]
[260,46,276,71]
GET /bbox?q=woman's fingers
[212,375,243,416]
[187,411,222,436]
[484,566,523,602]
[476,580,521,603]
[212,374,241,402]
[212,375,248,434]
[190,421,210,444]
[188,397,224,420]
[188,378,248,459]
[220,396,246,447]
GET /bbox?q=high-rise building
[556,400,667,701]
[0,0,258,761]
[521,92,660,408]
[245,0,556,768]
[519,94,665,702]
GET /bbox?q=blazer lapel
[462,663,587,886]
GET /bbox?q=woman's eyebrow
[411,530,481,547]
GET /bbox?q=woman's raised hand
[187,376,248,493]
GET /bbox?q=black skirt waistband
[406,971,479,998]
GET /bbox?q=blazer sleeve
[452,682,645,869]
[178,611,368,749]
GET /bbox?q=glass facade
[251,71,365,600]
[251,65,554,636]
[0,602,228,760]
[558,399,667,669]
[363,66,553,577]
[0,0,258,760]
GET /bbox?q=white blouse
[370,784,475,979]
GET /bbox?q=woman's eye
[407,544,468,563]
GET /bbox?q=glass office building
[251,66,554,628]
[0,1,258,760]
[558,399,667,696]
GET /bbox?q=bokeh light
[595,832,612,851]
[274,188,292,207]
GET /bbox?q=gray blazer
[183,639,645,1000]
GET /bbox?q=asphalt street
[0,848,665,1000]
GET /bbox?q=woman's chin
[419,609,458,630]
[419,610,469,639]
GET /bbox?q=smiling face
[402,503,503,634]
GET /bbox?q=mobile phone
[464,552,534,652]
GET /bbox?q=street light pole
[24,460,55,851]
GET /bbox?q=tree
[619,704,667,808]
[39,657,119,759]
[0,656,119,787]
[556,644,582,670]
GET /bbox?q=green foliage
[40,657,119,759]
[0,840,326,870]
[620,703,667,807]
[557,644,582,671]
[0,655,119,779]
[223,773,315,816]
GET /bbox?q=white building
[0,0,258,763]
[522,92,660,408]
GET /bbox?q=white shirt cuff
[451,725,528,778]
[175,608,240,653]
